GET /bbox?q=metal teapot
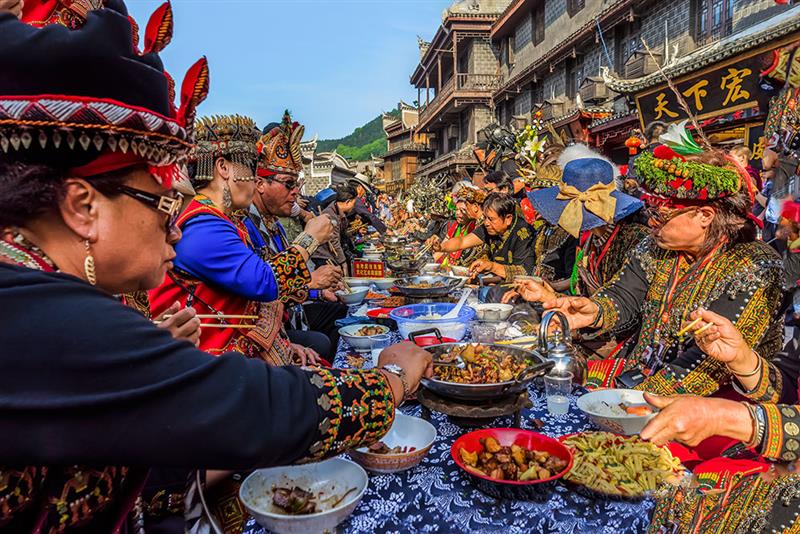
[538,311,587,385]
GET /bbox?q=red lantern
[625,136,643,156]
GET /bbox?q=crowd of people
[1,0,800,532]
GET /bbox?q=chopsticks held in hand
[154,313,259,329]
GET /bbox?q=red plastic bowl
[412,335,457,348]
[451,428,573,486]
[366,308,394,320]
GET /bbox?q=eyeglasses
[116,185,183,233]
[266,175,304,191]
[644,206,697,226]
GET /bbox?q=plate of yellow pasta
[559,432,685,499]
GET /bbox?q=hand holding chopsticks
[678,308,762,384]
[153,301,202,345]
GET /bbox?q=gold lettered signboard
[635,49,777,129]
[351,260,385,279]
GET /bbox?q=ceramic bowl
[240,457,368,534]
[343,278,373,288]
[370,278,397,291]
[338,323,391,353]
[473,303,514,322]
[336,287,369,305]
[576,389,657,436]
[349,413,437,473]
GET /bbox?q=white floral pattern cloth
[244,337,655,534]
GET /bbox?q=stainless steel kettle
[538,311,587,385]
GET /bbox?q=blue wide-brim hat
[528,157,643,233]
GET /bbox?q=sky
[126,0,454,140]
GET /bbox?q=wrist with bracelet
[728,350,762,378]
[588,302,604,329]
[292,232,319,256]
[379,364,408,407]
[744,403,766,449]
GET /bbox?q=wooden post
[426,74,430,105]
[453,34,458,84]
[417,87,421,108]
[438,56,443,91]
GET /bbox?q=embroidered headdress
[190,115,260,184]
[634,121,753,205]
[2,0,209,191]
[452,184,487,205]
[256,110,304,178]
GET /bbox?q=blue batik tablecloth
[243,336,654,534]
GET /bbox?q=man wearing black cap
[349,173,387,234]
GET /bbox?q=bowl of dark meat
[349,413,437,473]
[451,428,573,500]
[239,457,368,534]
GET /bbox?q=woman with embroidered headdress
[545,123,784,396]
[148,114,335,365]
[0,3,432,530]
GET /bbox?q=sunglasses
[643,206,697,226]
[266,175,304,191]
[116,185,183,233]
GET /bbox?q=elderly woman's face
[646,205,713,253]
[92,168,181,293]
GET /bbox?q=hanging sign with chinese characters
[635,49,776,129]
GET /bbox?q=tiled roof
[603,5,800,93]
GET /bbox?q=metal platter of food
[393,275,464,298]
[559,432,685,499]
[420,343,553,401]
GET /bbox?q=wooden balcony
[418,73,502,131]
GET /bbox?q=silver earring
[222,184,233,210]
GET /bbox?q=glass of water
[544,372,573,416]
[471,322,496,344]
[369,333,392,368]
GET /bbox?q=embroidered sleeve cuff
[299,368,395,463]
[268,249,312,305]
[760,403,800,462]
[590,295,619,334]
[733,359,782,403]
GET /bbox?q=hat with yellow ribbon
[527,157,643,238]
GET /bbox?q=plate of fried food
[421,343,552,401]
[560,431,685,500]
[451,428,572,499]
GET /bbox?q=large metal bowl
[421,343,549,401]
[394,275,464,298]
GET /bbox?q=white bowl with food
[343,277,373,288]
[240,457,368,534]
[349,413,437,473]
[473,303,514,322]
[370,278,397,291]
[336,287,369,305]
[576,389,657,436]
[338,324,391,353]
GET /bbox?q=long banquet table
[244,334,655,534]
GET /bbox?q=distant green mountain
[316,109,401,162]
